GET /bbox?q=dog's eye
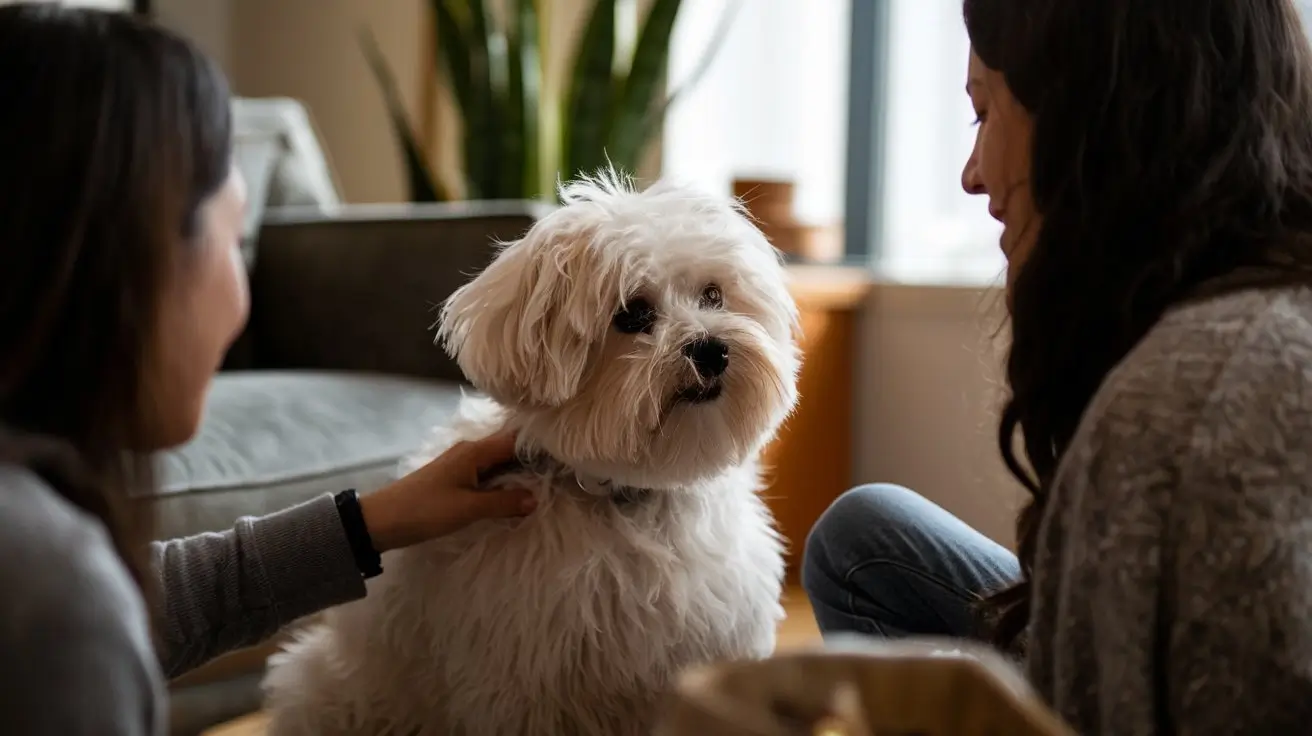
[613,297,657,334]
[699,284,724,310]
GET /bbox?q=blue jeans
[802,484,1020,640]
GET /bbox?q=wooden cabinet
[763,265,874,583]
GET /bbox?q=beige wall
[853,284,1025,549]
[228,0,427,203]
[154,0,230,69]
[157,0,433,203]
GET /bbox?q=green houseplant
[361,0,735,203]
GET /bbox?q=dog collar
[478,452,652,508]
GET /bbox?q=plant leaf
[504,0,541,200]
[537,0,562,199]
[462,0,501,199]
[429,0,472,114]
[605,0,681,174]
[499,0,524,199]
[430,0,491,199]
[358,27,447,202]
[629,0,741,166]
[564,0,617,182]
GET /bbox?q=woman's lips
[991,205,1013,256]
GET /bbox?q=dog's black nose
[683,337,729,378]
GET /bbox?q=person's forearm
[359,474,428,552]
[149,493,366,678]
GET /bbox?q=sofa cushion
[153,370,463,540]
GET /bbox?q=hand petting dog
[359,429,536,552]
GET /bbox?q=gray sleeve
[10,572,162,735]
[0,473,165,735]
[151,492,367,678]
[1163,323,1312,732]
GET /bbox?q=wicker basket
[654,636,1073,736]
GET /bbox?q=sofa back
[234,201,550,384]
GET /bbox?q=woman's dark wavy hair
[0,5,232,592]
[965,0,1312,647]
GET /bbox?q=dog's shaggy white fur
[260,171,801,736]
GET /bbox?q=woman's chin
[134,400,206,452]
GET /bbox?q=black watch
[334,489,383,579]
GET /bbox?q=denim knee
[802,483,928,598]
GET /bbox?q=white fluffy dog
[261,171,801,736]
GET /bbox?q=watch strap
[333,489,383,579]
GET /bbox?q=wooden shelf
[786,263,875,308]
[767,265,874,582]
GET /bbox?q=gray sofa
[157,201,547,734]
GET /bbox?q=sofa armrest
[242,201,549,383]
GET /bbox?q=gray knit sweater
[1028,284,1312,733]
[0,466,366,735]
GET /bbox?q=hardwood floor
[203,712,268,736]
[778,585,823,649]
[203,588,823,736]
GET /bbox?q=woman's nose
[961,155,985,195]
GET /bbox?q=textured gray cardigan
[0,465,365,735]
[1027,284,1312,733]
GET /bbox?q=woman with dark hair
[806,0,1312,731]
[0,5,535,733]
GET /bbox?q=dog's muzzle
[675,337,728,404]
[683,337,729,379]
[675,382,723,403]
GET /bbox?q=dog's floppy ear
[437,220,618,407]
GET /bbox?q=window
[857,0,1312,284]
[662,0,848,236]
[669,2,1312,285]
[665,1,1000,283]
[849,1,1003,284]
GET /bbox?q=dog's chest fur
[384,467,782,734]
[264,397,787,736]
